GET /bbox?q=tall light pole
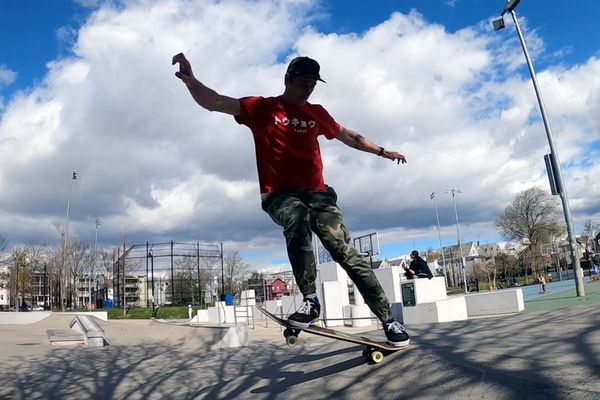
[446,189,467,293]
[62,168,77,311]
[65,169,77,246]
[430,192,448,286]
[90,218,102,309]
[493,0,584,296]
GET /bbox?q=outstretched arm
[336,126,407,164]
[172,53,240,116]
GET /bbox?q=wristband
[377,146,385,156]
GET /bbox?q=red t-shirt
[234,96,341,194]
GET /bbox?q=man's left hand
[381,150,407,164]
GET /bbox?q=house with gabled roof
[476,242,502,259]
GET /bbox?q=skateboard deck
[257,306,407,363]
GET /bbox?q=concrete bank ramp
[95,319,249,351]
[0,312,248,351]
[0,311,108,326]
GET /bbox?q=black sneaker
[287,297,320,329]
[384,318,410,347]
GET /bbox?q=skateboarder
[173,53,409,347]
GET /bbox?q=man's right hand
[171,53,241,116]
[172,53,195,85]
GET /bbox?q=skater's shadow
[250,346,365,395]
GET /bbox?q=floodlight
[504,0,521,13]
[492,17,505,30]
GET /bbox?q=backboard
[540,243,558,256]
[353,232,380,257]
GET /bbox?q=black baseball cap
[286,56,326,83]
[411,250,419,257]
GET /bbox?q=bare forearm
[341,128,380,154]
[336,126,407,164]
[185,79,225,112]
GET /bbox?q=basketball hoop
[353,232,380,257]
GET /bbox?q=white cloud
[0,64,17,88]
[72,0,99,8]
[0,0,598,270]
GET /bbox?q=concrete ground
[2,281,600,399]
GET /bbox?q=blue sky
[2,1,600,98]
[0,0,599,269]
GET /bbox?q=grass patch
[106,306,202,320]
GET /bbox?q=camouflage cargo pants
[261,186,392,322]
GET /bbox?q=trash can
[224,294,232,305]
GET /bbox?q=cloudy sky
[0,0,599,271]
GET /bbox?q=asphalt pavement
[1,280,600,399]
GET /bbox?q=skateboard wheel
[370,350,384,364]
[286,335,298,347]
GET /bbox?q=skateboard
[257,306,406,364]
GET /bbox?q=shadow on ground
[2,305,600,399]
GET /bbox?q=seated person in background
[404,250,434,280]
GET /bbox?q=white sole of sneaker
[386,339,410,348]
[285,319,312,329]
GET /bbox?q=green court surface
[524,281,600,313]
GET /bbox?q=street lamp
[445,189,467,293]
[90,218,102,309]
[62,168,77,311]
[493,0,584,296]
[430,192,448,286]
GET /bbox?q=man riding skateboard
[173,53,409,347]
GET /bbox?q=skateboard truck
[282,326,389,363]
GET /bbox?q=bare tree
[425,247,441,261]
[496,187,564,274]
[10,248,32,309]
[173,254,198,305]
[473,260,498,291]
[0,234,7,257]
[23,243,50,308]
[67,241,92,308]
[200,256,219,305]
[582,219,599,253]
[224,251,248,296]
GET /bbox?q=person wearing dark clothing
[405,250,434,280]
